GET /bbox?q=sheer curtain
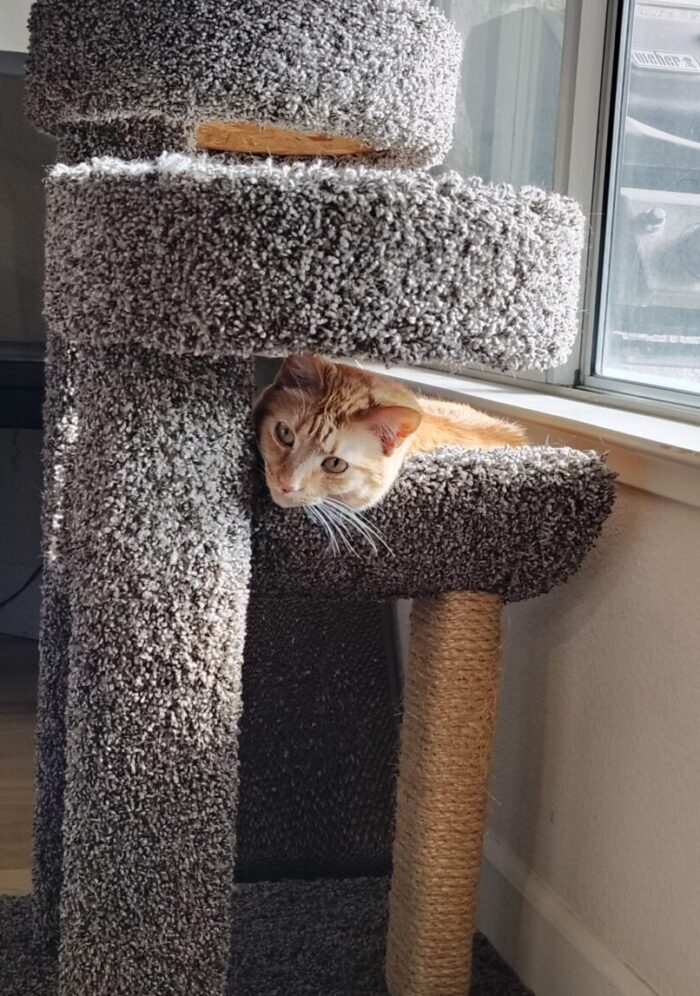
[430,1,567,189]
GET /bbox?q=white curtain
[430,0,567,188]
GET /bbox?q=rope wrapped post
[387,591,502,996]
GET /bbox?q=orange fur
[410,398,527,452]
[254,355,526,510]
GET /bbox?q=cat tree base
[387,592,502,996]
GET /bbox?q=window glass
[597,0,700,398]
[428,2,567,382]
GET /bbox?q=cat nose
[277,480,297,494]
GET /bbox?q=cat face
[254,355,422,510]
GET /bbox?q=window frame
[449,0,700,425]
[577,0,700,418]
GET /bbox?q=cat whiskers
[317,500,363,558]
[305,497,393,558]
[304,503,341,556]
[323,498,393,556]
[308,501,361,557]
[325,499,394,557]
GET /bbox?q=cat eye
[275,422,295,447]
[322,456,348,475]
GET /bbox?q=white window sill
[366,365,700,510]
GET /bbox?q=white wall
[478,483,700,996]
[0,1,31,52]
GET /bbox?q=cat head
[254,354,422,510]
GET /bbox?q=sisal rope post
[387,591,502,996]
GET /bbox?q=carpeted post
[56,347,253,996]
[387,592,502,996]
[32,334,75,951]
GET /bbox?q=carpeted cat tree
[0,2,615,995]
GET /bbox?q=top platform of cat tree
[26,0,461,167]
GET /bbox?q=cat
[254,354,526,514]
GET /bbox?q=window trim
[547,0,612,388]
[576,0,700,411]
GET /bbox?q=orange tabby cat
[255,354,526,511]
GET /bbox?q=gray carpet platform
[252,446,615,601]
[1,883,532,996]
[45,155,584,372]
[26,0,461,167]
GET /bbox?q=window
[588,0,700,408]
[430,0,572,385]
[432,0,700,415]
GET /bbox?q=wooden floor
[0,634,37,895]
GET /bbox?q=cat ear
[356,405,422,455]
[275,354,327,391]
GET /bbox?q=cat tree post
[57,347,254,996]
[387,593,502,995]
[32,335,75,948]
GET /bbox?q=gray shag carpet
[26,0,461,167]
[52,347,254,996]
[252,446,616,602]
[0,883,533,996]
[32,333,75,949]
[236,596,398,882]
[45,155,585,373]
[54,119,196,165]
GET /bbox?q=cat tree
[0,2,614,995]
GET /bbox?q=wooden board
[196,120,376,157]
